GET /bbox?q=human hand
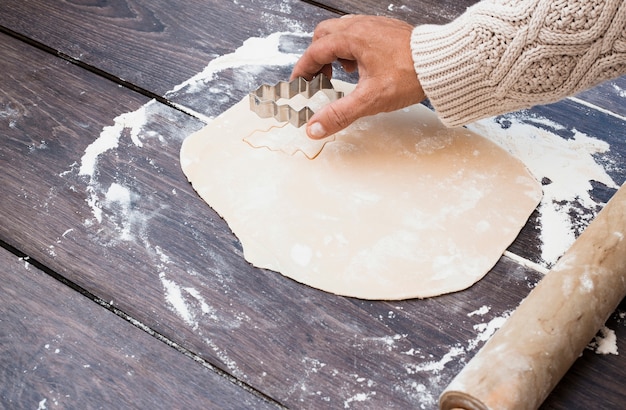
[291,15,426,139]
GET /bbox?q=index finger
[290,34,357,81]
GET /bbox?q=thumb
[305,91,369,139]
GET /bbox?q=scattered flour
[77,103,149,225]
[395,381,437,410]
[468,115,619,266]
[104,183,133,241]
[387,3,412,13]
[467,312,511,350]
[588,326,619,355]
[155,247,217,330]
[66,26,623,408]
[611,83,626,98]
[467,305,491,317]
[389,310,512,408]
[203,337,243,378]
[160,276,195,327]
[343,391,376,409]
[169,32,304,96]
[78,104,148,178]
[406,346,465,374]
[358,334,408,352]
[18,255,31,269]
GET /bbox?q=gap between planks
[0,239,286,409]
[0,25,212,128]
[297,0,349,15]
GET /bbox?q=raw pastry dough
[180,81,542,299]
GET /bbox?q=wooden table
[1,1,624,408]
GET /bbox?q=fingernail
[308,122,327,139]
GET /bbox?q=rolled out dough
[180,81,542,300]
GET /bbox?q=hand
[291,15,426,139]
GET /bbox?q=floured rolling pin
[440,182,626,410]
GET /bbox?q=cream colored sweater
[411,0,626,127]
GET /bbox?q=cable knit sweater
[411,0,626,127]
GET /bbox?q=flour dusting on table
[169,31,304,97]
[65,29,313,390]
[588,325,619,355]
[65,26,624,407]
[77,104,149,226]
[467,305,491,317]
[468,115,620,266]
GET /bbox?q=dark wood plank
[574,76,626,118]
[1,0,624,406]
[1,29,625,409]
[312,0,479,24]
[0,0,338,96]
[0,246,276,409]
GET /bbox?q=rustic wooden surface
[311,0,480,24]
[0,1,624,409]
[0,243,276,409]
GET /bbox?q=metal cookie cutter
[249,73,343,127]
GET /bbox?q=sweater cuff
[410,3,532,127]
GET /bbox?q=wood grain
[0,246,276,409]
[1,27,625,408]
[1,0,625,408]
[310,0,480,24]
[0,0,337,96]
[574,76,626,117]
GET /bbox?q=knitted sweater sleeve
[411,0,626,127]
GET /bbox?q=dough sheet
[180,81,542,299]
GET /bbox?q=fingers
[290,15,425,139]
[291,16,364,80]
[289,43,325,81]
[306,88,372,139]
[291,34,356,81]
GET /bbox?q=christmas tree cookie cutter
[249,73,344,127]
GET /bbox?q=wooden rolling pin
[440,183,626,410]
